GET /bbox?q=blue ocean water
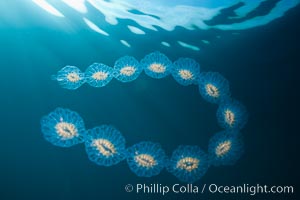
[0,1,299,199]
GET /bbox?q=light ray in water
[32,0,64,17]
[83,18,109,36]
[120,40,131,47]
[177,41,200,51]
[62,0,87,13]
[127,25,145,35]
[201,40,210,44]
[161,41,170,47]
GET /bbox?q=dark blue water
[0,1,299,200]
